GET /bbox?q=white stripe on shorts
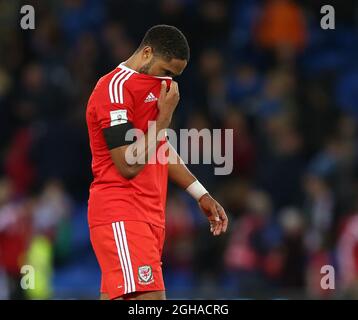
[116,221,136,293]
[112,222,130,294]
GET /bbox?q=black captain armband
[103,122,135,150]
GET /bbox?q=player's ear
[142,46,154,60]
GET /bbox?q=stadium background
[1,0,358,299]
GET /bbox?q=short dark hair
[139,25,190,61]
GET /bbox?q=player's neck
[122,54,141,73]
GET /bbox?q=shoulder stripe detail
[109,70,126,103]
[113,70,130,104]
[118,71,134,104]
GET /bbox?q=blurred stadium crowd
[1,0,358,299]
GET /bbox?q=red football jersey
[86,64,172,229]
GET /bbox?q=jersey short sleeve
[96,73,136,149]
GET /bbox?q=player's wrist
[185,180,208,202]
[198,192,210,202]
[156,113,171,128]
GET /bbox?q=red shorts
[90,220,165,299]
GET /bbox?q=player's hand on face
[157,80,180,125]
[198,194,228,236]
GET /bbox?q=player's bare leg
[100,291,166,300]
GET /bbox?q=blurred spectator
[336,70,358,120]
[3,127,36,196]
[194,0,231,49]
[255,0,307,65]
[256,115,305,210]
[221,110,256,179]
[303,172,334,252]
[257,68,296,119]
[278,207,306,290]
[0,177,33,299]
[101,22,136,68]
[194,48,226,119]
[58,0,105,46]
[297,79,339,155]
[224,190,282,296]
[164,191,195,293]
[226,63,263,114]
[305,246,333,299]
[336,202,358,298]
[32,180,72,251]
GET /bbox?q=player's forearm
[167,143,209,201]
[168,151,197,190]
[168,161,197,189]
[123,117,169,177]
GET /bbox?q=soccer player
[86,25,228,300]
